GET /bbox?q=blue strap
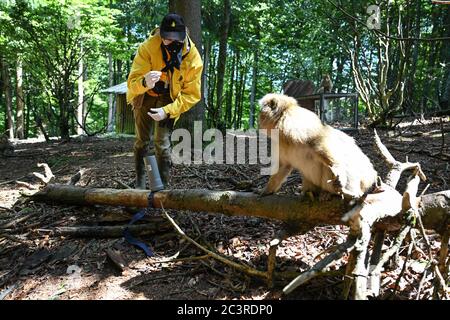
[124,209,154,257]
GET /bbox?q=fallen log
[48,222,171,238]
[29,184,449,232]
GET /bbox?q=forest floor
[0,117,449,300]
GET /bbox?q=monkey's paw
[300,190,316,202]
[318,191,334,202]
[253,187,272,198]
[327,175,344,194]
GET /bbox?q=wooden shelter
[283,79,316,112]
[102,82,135,134]
[283,79,359,130]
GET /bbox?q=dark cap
[160,13,186,41]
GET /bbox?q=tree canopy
[0,0,449,139]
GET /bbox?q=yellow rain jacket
[126,28,203,122]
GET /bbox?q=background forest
[0,0,449,141]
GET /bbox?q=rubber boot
[134,150,146,190]
[157,156,171,189]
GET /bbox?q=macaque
[316,74,333,93]
[258,93,377,200]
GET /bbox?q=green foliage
[0,0,448,137]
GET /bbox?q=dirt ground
[0,118,448,300]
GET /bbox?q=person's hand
[148,108,167,121]
[143,71,162,89]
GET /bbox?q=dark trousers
[133,93,173,184]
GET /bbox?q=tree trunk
[214,0,231,128]
[440,6,450,109]
[77,41,85,135]
[226,50,236,127]
[421,6,440,112]
[238,64,247,129]
[25,90,30,139]
[15,57,24,139]
[107,52,115,133]
[249,46,259,128]
[207,45,216,127]
[30,185,449,233]
[1,59,14,139]
[203,37,211,122]
[169,0,205,133]
[232,49,241,129]
[53,222,170,238]
[60,102,70,141]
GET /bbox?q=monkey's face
[258,93,297,130]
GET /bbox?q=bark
[77,40,85,135]
[202,38,210,118]
[238,67,247,128]
[214,0,231,127]
[422,7,440,112]
[1,59,14,139]
[107,52,115,133]
[440,5,450,108]
[51,222,170,238]
[232,49,241,129]
[15,57,24,139]
[249,45,259,128]
[226,50,236,127]
[169,0,205,132]
[207,44,216,127]
[30,185,449,233]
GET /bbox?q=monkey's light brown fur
[258,93,377,198]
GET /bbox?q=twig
[72,239,95,260]
[155,254,210,265]
[0,211,37,229]
[283,236,356,295]
[200,260,227,278]
[416,267,432,300]
[373,130,426,188]
[0,179,19,186]
[267,229,287,288]
[371,224,412,281]
[204,170,214,190]
[342,250,356,299]
[438,231,449,282]
[33,163,54,185]
[228,165,251,181]
[159,203,268,280]
[16,181,39,190]
[206,278,237,294]
[51,222,170,238]
[113,179,132,189]
[352,222,372,300]
[0,206,15,213]
[167,288,198,297]
[126,272,187,289]
[415,211,449,298]
[391,238,414,298]
[367,230,386,297]
[0,232,32,245]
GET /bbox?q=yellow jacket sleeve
[127,42,152,100]
[163,59,203,120]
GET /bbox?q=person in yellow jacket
[127,13,203,189]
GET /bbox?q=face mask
[162,41,184,72]
[164,41,183,55]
